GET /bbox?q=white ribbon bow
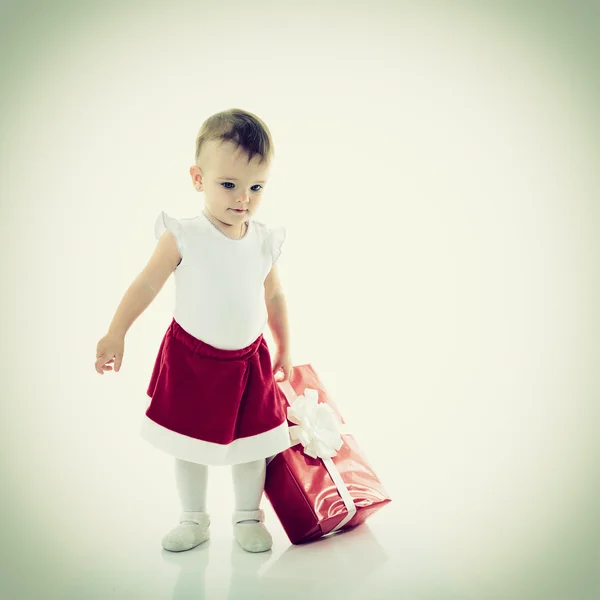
[287,387,344,459]
[276,382,357,532]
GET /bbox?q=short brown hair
[194,108,274,167]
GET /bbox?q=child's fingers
[95,354,106,373]
[95,354,115,373]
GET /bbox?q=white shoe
[162,511,210,552]
[232,509,273,553]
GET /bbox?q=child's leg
[161,458,210,551]
[175,457,208,514]
[231,458,273,552]
[231,458,266,522]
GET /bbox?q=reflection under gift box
[264,363,392,545]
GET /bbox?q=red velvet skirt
[140,318,292,466]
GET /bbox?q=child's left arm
[265,264,293,382]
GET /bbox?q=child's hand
[95,333,125,375]
[272,350,293,383]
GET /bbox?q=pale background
[1,0,599,598]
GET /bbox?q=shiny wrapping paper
[264,363,392,545]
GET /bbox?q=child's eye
[221,182,263,192]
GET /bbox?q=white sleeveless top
[155,210,286,350]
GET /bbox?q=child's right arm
[94,231,182,374]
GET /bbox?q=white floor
[34,481,473,600]
[7,457,599,600]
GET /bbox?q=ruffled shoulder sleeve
[154,210,184,260]
[270,226,286,265]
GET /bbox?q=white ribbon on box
[277,380,357,532]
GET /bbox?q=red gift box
[264,363,392,544]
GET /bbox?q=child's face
[190,140,271,225]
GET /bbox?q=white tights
[174,456,267,513]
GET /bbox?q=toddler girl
[94,108,294,553]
